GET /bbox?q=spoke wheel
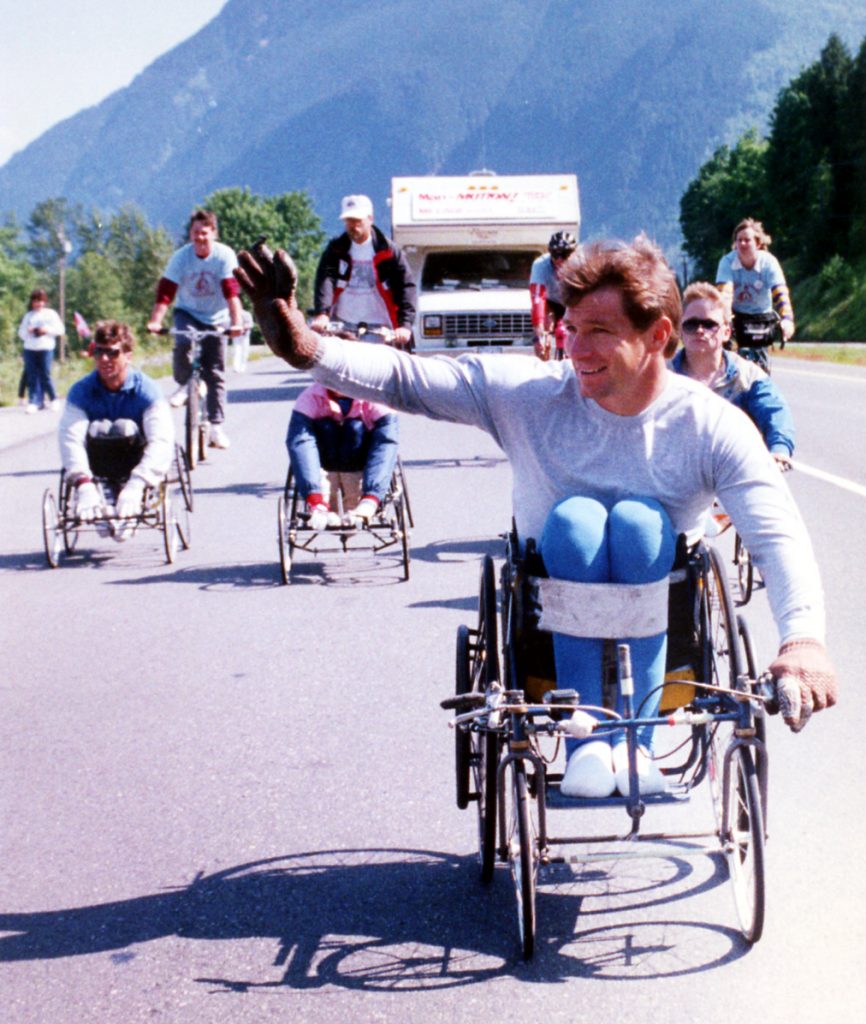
[724,746,766,943]
[397,456,414,528]
[175,445,194,512]
[734,533,753,605]
[41,488,62,568]
[174,489,191,550]
[396,491,410,581]
[185,379,199,470]
[507,762,537,960]
[277,494,292,585]
[162,488,178,563]
[704,545,745,831]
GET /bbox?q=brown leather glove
[233,240,319,369]
[769,638,838,733]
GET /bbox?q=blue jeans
[286,412,399,503]
[23,349,56,406]
[172,310,227,424]
[539,496,676,752]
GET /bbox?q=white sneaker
[49,398,62,411]
[25,403,38,415]
[307,502,338,531]
[349,497,378,525]
[612,744,666,796]
[169,385,188,408]
[560,740,616,798]
[208,424,230,449]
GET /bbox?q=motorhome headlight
[423,315,443,336]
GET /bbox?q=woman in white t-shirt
[17,288,64,413]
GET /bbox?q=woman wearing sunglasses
[670,282,794,468]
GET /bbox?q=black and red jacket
[313,225,417,330]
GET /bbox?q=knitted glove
[116,477,146,519]
[75,481,102,523]
[769,639,837,733]
[234,240,319,369]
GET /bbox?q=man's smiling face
[563,285,669,416]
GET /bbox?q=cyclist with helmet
[530,232,577,360]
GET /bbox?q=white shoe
[306,502,339,530]
[560,740,616,798]
[49,398,62,411]
[612,744,666,796]
[169,385,188,408]
[349,497,378,525]
[208,425,230,449]
[25,403,39,415]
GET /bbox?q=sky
[0,0,227,167]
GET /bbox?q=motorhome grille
[443,313,533,337]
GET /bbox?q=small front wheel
[724,745,766,944]
[734,533,753,605]
[507,762,537,959]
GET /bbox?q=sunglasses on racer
[682,318,725,334]
[93,346,123,360]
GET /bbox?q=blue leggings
[539,496,676,751]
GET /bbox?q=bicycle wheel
[175,445,194,512]
[174,488,191,550]
[704,545,745,829]
[185,378,199,470]
[475,555,501,883]
[724,745,766,943]
[396,490,410,582]
[42,488,62,568]
[277,494,292,584]
[397,455,414,528]
[733,533,753,605]
[738,614,768,824]
[506,761,537,960]
[162,488,178,564]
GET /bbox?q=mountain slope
[1,0,864,247]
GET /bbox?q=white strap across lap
[533,576,671,639]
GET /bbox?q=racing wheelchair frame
[276,457,412,584]
[41,440,192,568]
[445,526,771,959]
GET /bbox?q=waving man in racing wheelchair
[59,320,174,530]
[236,235,836,796]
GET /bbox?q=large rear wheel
[42,488,62,568]
[277,494,292,585]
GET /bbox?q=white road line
[776,365,866,383]
[791,459,866,497]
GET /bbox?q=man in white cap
[310,194,416,349]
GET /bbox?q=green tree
[0,219,38,357]
[65,252,129,352]
[679,130,769,280]
[765,34,853,269]
[203,187,326,309]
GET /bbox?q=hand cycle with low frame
[275,319,412,584]
[445,532,774,960]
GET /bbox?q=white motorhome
[390,172,580,351]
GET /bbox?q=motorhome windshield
[422,250,537,291]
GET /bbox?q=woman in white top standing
[18,287,64,413]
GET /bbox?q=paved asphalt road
[1,353,864,1023]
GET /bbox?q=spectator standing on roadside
[18,288,63,414]
[146,209,243,449]
[310,195,416,350]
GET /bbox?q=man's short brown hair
[558,235,682,357]
[93,320,135,353]
[731,218,771,248]
[682,281,726,312]
[188,209,219,234]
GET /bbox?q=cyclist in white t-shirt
[310,195,416,350]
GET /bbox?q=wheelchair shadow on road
[0,846,749,989]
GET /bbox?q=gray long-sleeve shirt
[308,339,824,644]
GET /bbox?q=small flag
[73,311,91,339]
